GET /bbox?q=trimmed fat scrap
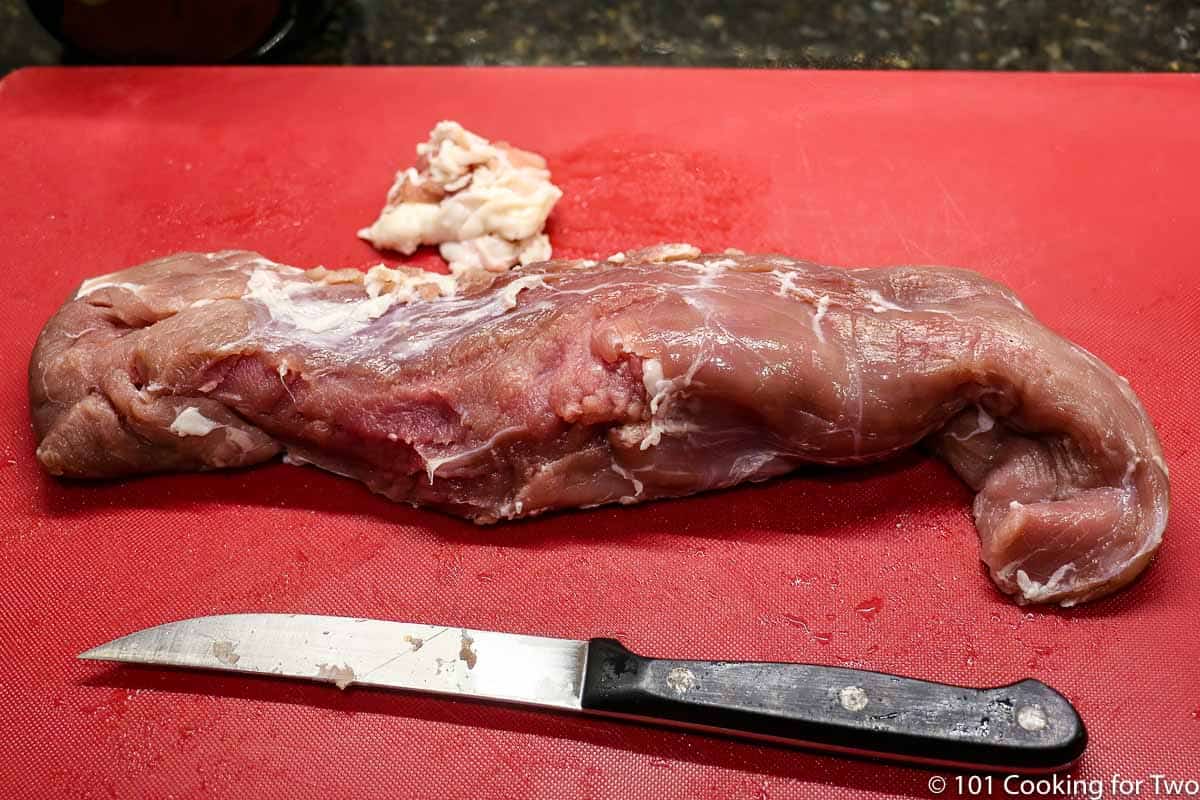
[29,246,1169,607]
[357,120,562,275]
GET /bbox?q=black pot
[26,0,332,64]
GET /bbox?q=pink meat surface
[29,246,1169,606]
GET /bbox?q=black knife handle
[581,638,1085,772]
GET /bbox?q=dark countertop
[3,0,1198,75]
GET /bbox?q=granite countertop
[3,0,1198,74]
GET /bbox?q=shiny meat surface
[29,247,1169,606]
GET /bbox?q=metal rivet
[839,686,869,712]
[1017,704,1048,731]
[666,667,697,695]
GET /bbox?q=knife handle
[581,638,1085,772]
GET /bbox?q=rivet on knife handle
[581,638,1087,772]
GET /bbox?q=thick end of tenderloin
[30,252,282,477]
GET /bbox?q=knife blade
[79,613,1085,772]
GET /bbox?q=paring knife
[79,613,1085,772]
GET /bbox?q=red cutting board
[0,67,1197,799]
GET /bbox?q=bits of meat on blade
[317,663,356,690]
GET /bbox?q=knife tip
[77,645,111,661]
